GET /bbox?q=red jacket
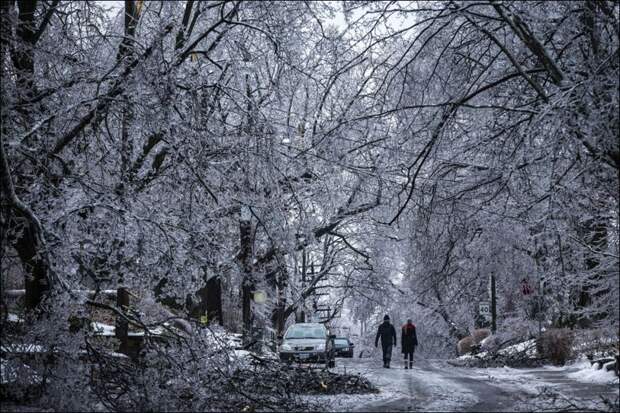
[401,322,418,353]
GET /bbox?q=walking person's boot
[404,358,408,369]
[409,361,413,369]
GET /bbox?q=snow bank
[0,344,47,353]
[458,352,486,360]
[127,326,165,337]
[479,335,493,348]
[498,339,537,357]
[565,360,619,385]
[90,321,167,337]
[457,338,537,360]
[6,313,25,323]
[91,321,115,336]
[203,326,244,351]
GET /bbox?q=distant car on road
[278,322,336,367]
[333,337,355,358]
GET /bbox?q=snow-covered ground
[307,356,619,412]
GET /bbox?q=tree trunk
[1,1,65,310]
[118,1,140,184]
[1,122,50,311]
[12,0,38,106]
[190,275,223,325]
[205,276,223,325]
[576,216,609,325]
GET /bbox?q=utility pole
[300,249,306,322]
[239,206,254,345]
[538,273,543,336]
[490,274,497,333]
[310,261,316,321]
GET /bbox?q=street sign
[479,301,491,319]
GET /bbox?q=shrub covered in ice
[536,328,574,365]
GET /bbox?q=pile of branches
[86,335,377,412]
[85,337,309,412]
[230,356,379,397]
[528,386,620,413]
[2,301,379,412]
[283,368,378,395]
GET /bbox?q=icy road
[319,357,619,412]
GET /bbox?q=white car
[278,323,336,367]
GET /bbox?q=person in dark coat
[401,318,418,369]
[375,314,397,368]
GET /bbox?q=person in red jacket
[401,319,418,369]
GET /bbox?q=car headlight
[315,343,325,351]
[280,342,292,351]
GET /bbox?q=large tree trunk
[11,0,37,106]
[575,216,609,326]
[1,135,50,310]
[205,276,223,325]
[118,0,140,184]
[1,0,53,310]
[188,275,223,325]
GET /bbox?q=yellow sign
[200,315,208,325]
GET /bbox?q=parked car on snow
[333,337,355,358]
[278,322,336,367]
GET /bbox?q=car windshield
[285,325,326,339]
[334,339,348,346]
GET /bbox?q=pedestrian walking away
[375,314,397,368]
[401,318,418,369]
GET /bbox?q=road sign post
[490,274,497,333]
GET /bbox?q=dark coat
[375,321,397,347]
[401,322,418,353]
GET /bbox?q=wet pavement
[329,357,619,412]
